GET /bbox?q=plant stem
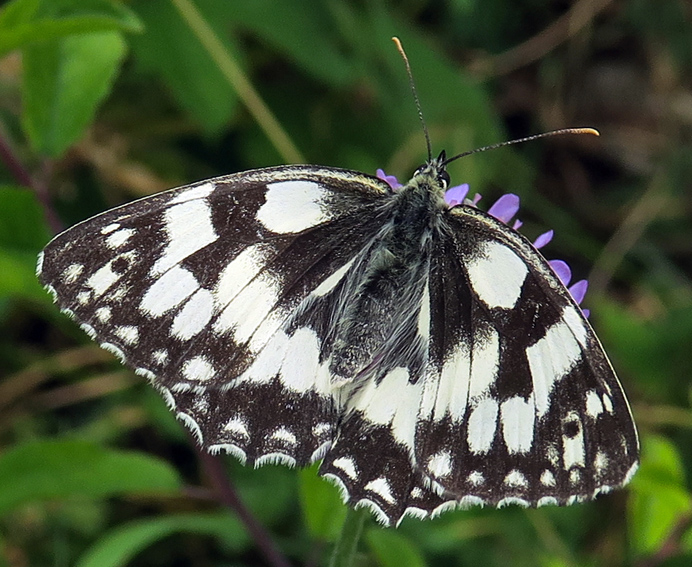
[170,0,305,164]
[329,507,367,567]
[195,446,291,567]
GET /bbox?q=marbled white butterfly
[37,45,638,527]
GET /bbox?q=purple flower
[375,168,591,312]
[376,169,403,190]
[488,194,520,224]
[533,230,553,249]
[548,260,572,286]
[568,280,588,305]
[445,184,470,207]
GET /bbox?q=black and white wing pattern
[38,165,391,466]
[38,157,639,527]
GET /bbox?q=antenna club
[573,127,600,136]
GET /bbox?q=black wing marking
[38,165,392,467]
[316,205,638,527]
[415,206,639,509]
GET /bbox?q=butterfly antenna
[393,37,432,162]
[442,128,600,166]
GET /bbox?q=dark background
[1,0,691,566]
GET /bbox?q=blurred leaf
[366,529,426,567]
[0,0,40,28]
[0,0,141,57]
[629,435,692,555]
[0,439,182,514]
[0,187,51,301]
[230,0,354,86]
[21,30,126,157]
[299,464,347,541]
[231,461,295,525]
[0,249,47,301]
[130,0,240,134]
[597,299,692,401]
[75,513,249,567]
[0,186,50,250]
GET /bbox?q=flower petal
[533,230,554,249]
[376,169,402,190]
[488,194,520,224]
[568,279,589,305]
[548,259,572,286]
[471,193,482,205]
[444,183,470,207]
[512,219,523,230]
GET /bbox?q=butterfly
[37,139,639,526]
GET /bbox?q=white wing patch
[466,240,528,309]
[467,398,499,454]
[106,228,134,249]
[152,199,217,276]
[171,288,215,340]
[528,320,582,416]
[213,274,281,344]
[140,265,199,317]
[214,243,271,304]
[500,396,535,454]
[469,327,499,399]
[182,355,216,382]
[279,328,324,394]
[312,258,355,297]
[257,180,334,234]
[86,260,123,297]
[423,342,470,421]
[349,367,422,450]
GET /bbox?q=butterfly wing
[39,163,638,528]
[38,165,392,466]
[415,205,639,509]
[316,203,639,527]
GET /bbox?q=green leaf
[299,464,347,540]
[39,0,144,28]
[0,439,182,514]
[366,529,427,567]
[0,186,51,250]
[0,187,50,300]
[0,248,47,301]
[629,435,692,555]
[75,513,250,567]
[0,0,142,57]
[0,0,41,28]
[229,0,354,86]
[21,30,126,157]
[0,17,138,57]
[130,0,239,134]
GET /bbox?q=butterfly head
[408,150,451,199]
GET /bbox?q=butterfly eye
[438,170,450,188]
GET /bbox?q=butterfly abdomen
[327,177,442,384]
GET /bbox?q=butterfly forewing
[38,165,392,465]
[38,158,638,527]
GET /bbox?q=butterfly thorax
[328,163,448,386]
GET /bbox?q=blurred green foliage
[1,0,691,565]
